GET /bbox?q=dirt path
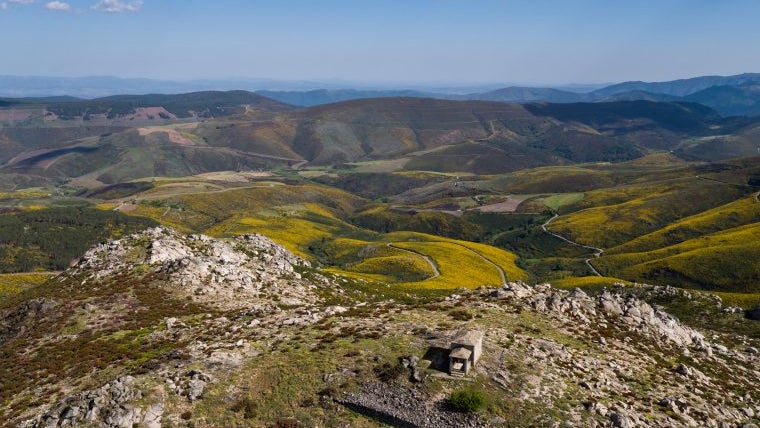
[387,241,508,285]
[695,175,753,187]
[449,243,508,285]
[696,174,760,203]
[386,243,440,280]
[188,146,308,169]
[113,183,279,211]
[542,214,604,276]
[474,120,498,142]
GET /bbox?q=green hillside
[1,95,759,295]
[595,223,760,292]
[547,178,749,248]
[607,195,760,254]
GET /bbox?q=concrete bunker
[448,329,483,377]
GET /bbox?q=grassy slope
[607,194,760,254]
[584,192,760,291]
[548,178,748,248]
[0,272,55,297]
[322,231,526,289]
[595,222,760,292]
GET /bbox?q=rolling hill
[256,89,439,106]
[251,73,760,117]
[4,95,760,187]
[684,83,760,117]
[0,90,293,123]
[589,73,760,98]
[1,90,759,294]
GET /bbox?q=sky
[1,0,760,85]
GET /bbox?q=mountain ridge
[1,227,758,427]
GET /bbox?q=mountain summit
[2,227,757,427]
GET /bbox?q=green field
[543,193,585,211]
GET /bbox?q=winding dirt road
[387,241,509,285]
[542,214,604,276]
[386,243,440,279]
[450,243,508,285]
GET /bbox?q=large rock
[492,283,709,351]
[23,376,152,428]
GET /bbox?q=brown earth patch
[474,197,526,213]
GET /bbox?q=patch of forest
[0,207,157,272]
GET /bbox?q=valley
[0,91,758,294]
[6,0,760,425]
[0,89,759,428]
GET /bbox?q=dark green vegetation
[449,389,486,413]
[257,88,438,107]
[6,90,292,120]
[0,207,156,272]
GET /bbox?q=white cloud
[91,0,142,13]
[1,0,33,9]
[45,0,69,10]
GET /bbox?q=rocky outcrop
[0,298,57,346]
[165,369,213,402]
[481,282,759,427]
[498,282,707,350]
[13,227,340,427]
[22,376,160,428]
[66,226,316,309]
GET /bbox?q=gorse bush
[450,389,485,413]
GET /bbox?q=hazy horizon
[2,0,760,85]
[2,73,603,88]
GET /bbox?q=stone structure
[448,329,483,377]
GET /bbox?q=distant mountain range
[0,76,513,99]
[258,74,760,117]
[3,73,760,116]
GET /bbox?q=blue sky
[1,0,759,85]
